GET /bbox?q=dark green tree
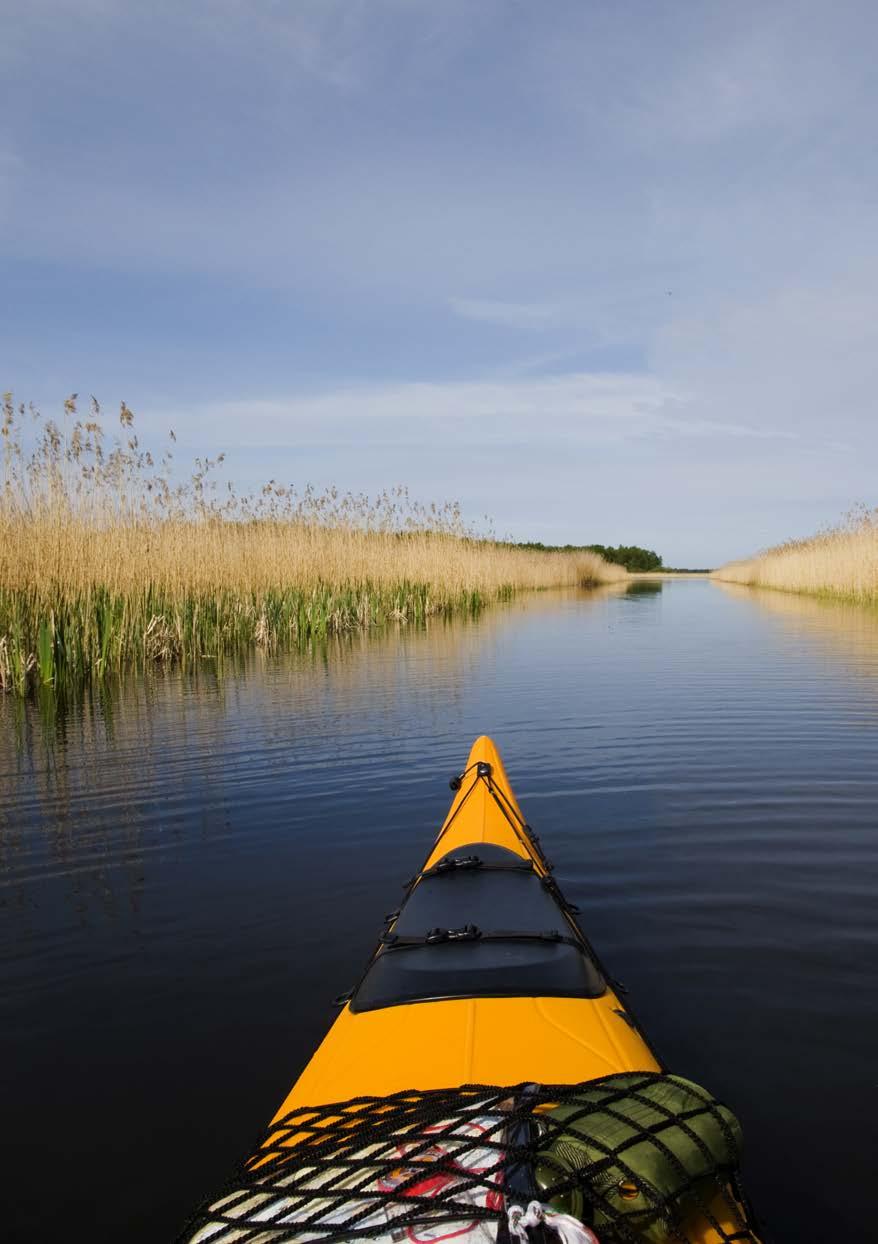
[510,541,663,572]
[585,545,663,572]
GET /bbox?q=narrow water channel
[2,579,877,1242]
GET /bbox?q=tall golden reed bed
[0,394,625,693]
[712,509,878,602]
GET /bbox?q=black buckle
[425,924,481,944]
[434,855,482,874]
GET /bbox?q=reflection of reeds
[0,583,630,901]
[715,580,878,682]
[712,508,878,603]
[0,395,626,694]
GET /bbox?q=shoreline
[630,571,711,580]
[0,560,626,697]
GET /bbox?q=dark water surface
[2,579,878,1242]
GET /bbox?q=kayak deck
[183,736,761,1244]
[274,735,660,1117]
[280,993,659,1107]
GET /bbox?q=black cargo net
[179,1073,761,1244]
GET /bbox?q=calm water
[2,579,878,1242]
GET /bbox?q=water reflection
[0,586,627,911]
[716,581,878,686]
[624,579,664,598]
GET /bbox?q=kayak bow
[279,735,659,1111]
[183,736,761,1244]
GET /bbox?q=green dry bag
[534,1074,743,1243]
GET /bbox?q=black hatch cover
[351,842,606,1012]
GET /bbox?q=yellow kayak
[184,736,761,1244]
[280,735,657,1109]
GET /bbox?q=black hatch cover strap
[407,855,581,917]
[379,925,582,949]
[406,854,535,885]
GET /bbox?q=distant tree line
[584,544,663,572]
[513,542,663,573]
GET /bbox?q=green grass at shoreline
[0,572,622,697]
[0,582,490,696]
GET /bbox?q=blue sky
[3,1,877,565]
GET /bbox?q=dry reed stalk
[712,508,878,602]
[0,394,626,693]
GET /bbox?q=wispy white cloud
[153,372,797,450]
[450,298,560,329]
[163,372,664,442]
